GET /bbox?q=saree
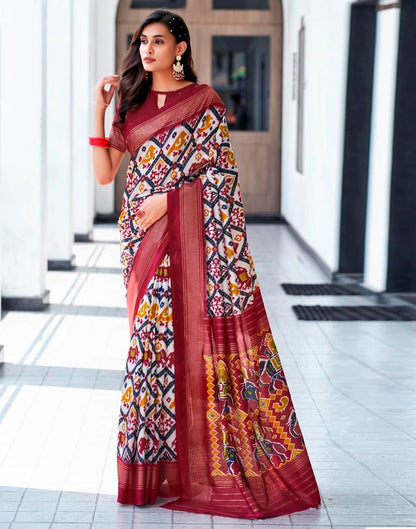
[109,82,322,518]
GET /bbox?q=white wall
[281,0,352,272]
[363,8,400,292]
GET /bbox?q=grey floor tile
[0,492,24,502]
[329,514,416,525]
[53,511,94,523]
[0,511,15,522]
[50,524,92,529]
[10,522,51,529]
[18,502,57,511]
[252,525,291,529]
[0,501,19,511]
[56,501,96,512]
[173,511,211,523]
[214,518,254,529]
[91,522,133,529]
[330,526,367,529]
[94,502,133,512]
[14,511,54,523]
[249,516,291,525]
[23,491,60,502]
[132,525,172,529]
[325,504,416,515]
[59,492,97,502]
[132,510,172,523]
[285,526,330,529]
[323,494,411,506]
[290,512,331,525]
[93,511,133,523]
[213,515,253,524]
[92,525,135,529]
[96,495,117,504]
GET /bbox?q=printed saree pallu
[110,83,322,518]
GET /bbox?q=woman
[91,9,321,519]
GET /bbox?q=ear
[176,41,187,56]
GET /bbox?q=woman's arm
[93,104,124,185]
[92,75,124,186]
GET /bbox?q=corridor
[0,223,415,529]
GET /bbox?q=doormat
[292,304,416,321]
[281,283,366,295]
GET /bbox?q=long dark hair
[115,9,197,124]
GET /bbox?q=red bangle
[89,136,110,148]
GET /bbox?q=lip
[144,57,155,63]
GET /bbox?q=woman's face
[139,22,187,75]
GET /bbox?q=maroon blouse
[108,82,225,157]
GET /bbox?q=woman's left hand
[137,192,168,231]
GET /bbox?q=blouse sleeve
[108,101,127,153]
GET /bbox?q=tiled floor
[0,223,415,529]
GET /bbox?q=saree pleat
[118,248,180,503]
[114,82,321,518]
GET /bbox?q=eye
[156,40,164,44]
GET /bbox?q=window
[212,36,270,131]
[213,0,269,9]
[130,0,186,8]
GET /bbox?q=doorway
[114,0,283,216]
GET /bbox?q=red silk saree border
[127,85,225,155]
[126,213,169,336]
[161,179,321,518]
[117,456,180,505]
[110,84,226,156]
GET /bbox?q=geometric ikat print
[118,104,260,318]
[117,253,176,464]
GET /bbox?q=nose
[144,42,153,54]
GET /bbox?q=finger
[103,80,119,90]
[104,74,119,82]
[100,76,119,88]
[106,85,116,98]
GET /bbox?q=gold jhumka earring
[173,55,185,81]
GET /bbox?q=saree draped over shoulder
[109,82,321,519]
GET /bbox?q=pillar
[47,0,75,270]
[94,0,119,219]
[0,0,49,310]
[386,0,416,293]
[338,1,376,278]
[0,23,3,359]
[72,0,95,241]
[363,4,400,292]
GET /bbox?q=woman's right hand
[94,74,120,109]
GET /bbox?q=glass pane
[130,0,186,7]
[213,0,269,9]
[212,36,270,131]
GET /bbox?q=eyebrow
[140,33,166,38]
